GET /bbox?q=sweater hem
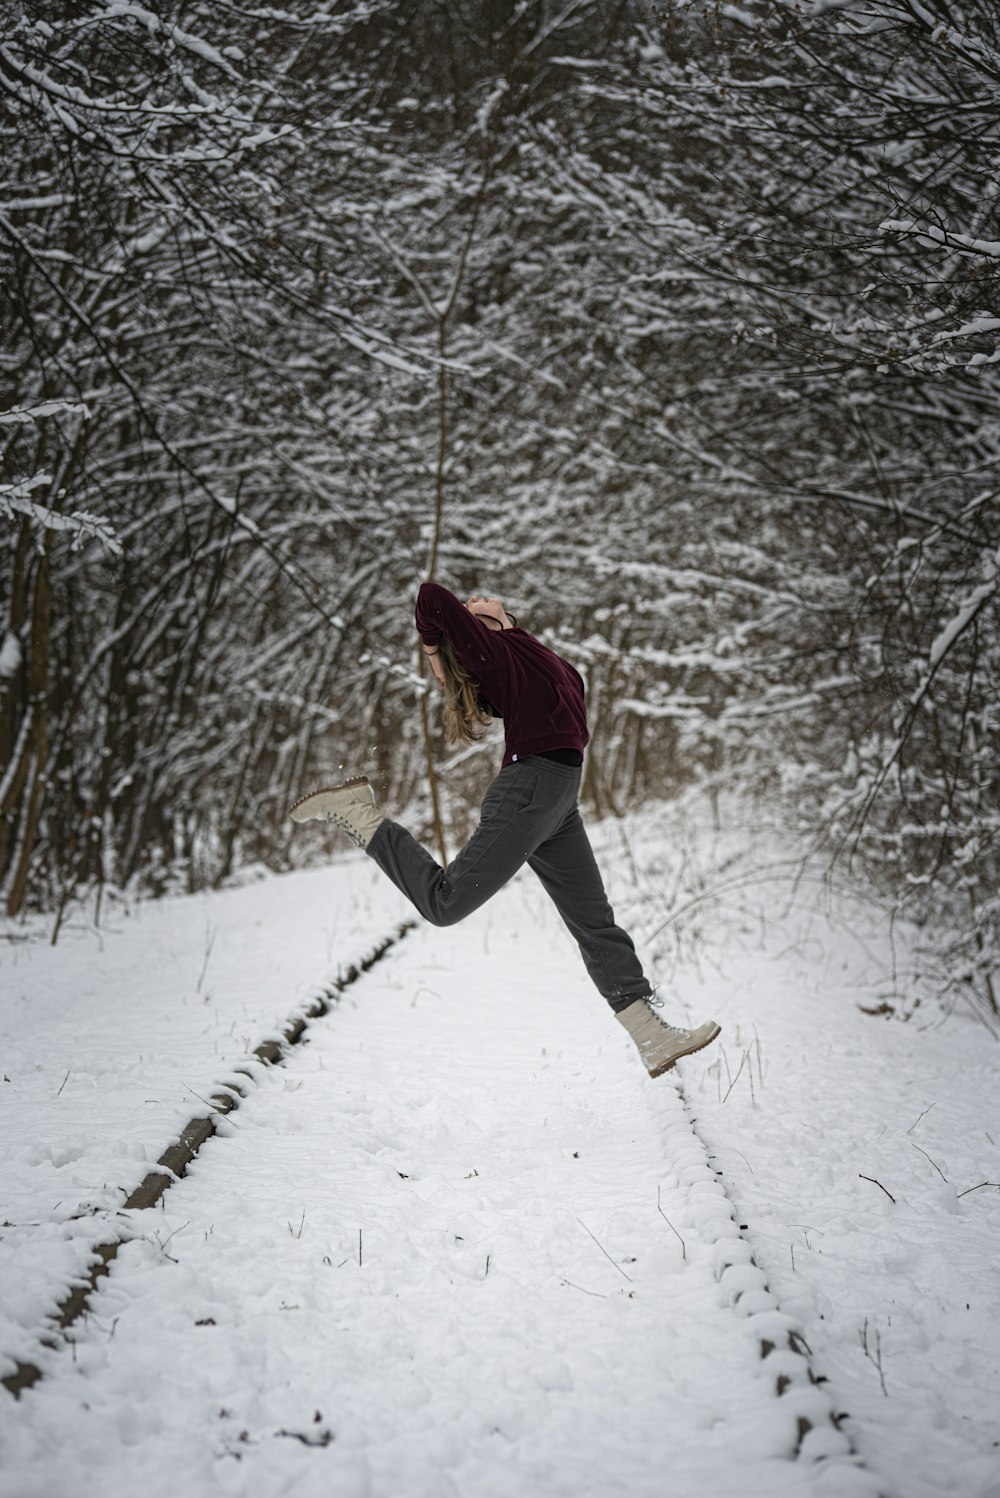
[502,735,588,767]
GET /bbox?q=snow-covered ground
[1,799,997,1498]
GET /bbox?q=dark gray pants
[366,757,650,1012]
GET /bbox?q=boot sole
[647,1022,722,1078]
[289,776,371,821]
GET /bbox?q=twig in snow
[656,1186,686,1261]
[905,1102,936,1134]
[197,924,216,995]
[577,1217,633,1283]
[288,1209,306,1239]
[721,1045,752,1104]
[56,1070,70,1097]
[910,1142,947,1182]
[485,1253,491,1278]
[276,1425,333,1448]
[560,1278,607,1300]
[358,1228,363,1267]
[957,1181,1000,1198]
[790,1223,824,1249]
[184,1085,238,1125]
[861,1317,888,1395]
[859,1174,896,1204]
[152,1222,189,1263]
[727,1147,754,1175]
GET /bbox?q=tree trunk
[6,532,52,917]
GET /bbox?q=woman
[290,582,720,1077]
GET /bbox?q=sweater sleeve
[415,582,507,681]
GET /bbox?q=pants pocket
[479,765,542,826]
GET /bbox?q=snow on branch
[803,0,869,15]
[522,0,606,59]
[549,55,614,69]
[0,400,91,427]
[927,560,1000,672]
[718,6,764,29]
[101,4,244,81]
[1,475,121,555]
[476,79,508,136]
[879,220,1000,260]
[848,548,1000,837]
[0,630,22,681]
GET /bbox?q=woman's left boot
[616,996,720,1077]
[289,777,383,850]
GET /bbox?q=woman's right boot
[616,996,720,1077]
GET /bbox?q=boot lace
[324,810,365,848]
[643,991,689,1039]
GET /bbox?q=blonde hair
[439,636,494,745]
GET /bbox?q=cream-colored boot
[289,776,383,850]
[616,996,720,1077]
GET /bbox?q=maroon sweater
[415,583,589,767]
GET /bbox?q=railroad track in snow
[670,1072,879,1480]
[1,921,417,1400]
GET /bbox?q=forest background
[1,0,997,1024]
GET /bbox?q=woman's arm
[415,582,506,679]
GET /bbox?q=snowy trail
[2,875,876,1498]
